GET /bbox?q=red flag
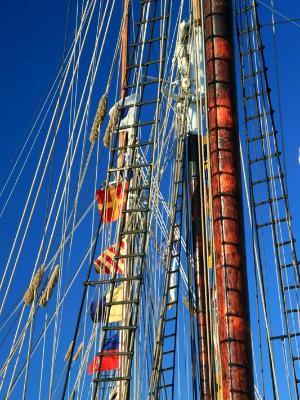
[88,351,119,374]
[94,239,127,274]
[96,182,128,223]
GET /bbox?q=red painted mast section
[188,136,211,400]
[204,0,254,398]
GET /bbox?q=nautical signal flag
[88,333,119,374]
[96,182,128,223]
[90,296,105,323]
[94,238,127,275]
[90,285,124,323]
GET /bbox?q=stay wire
[60,216,103,400]
[28,4,74,397]
[41,0,72,261]
[257,0,300,29]
[252,1,300,392]
[3,233,101,399]
[269,0,290,218]
[234,1,280,396]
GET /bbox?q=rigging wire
[38,314,48,400]
[5,0,300,397]
[35,1,74,397]
[47,0,110,390]
[269,0,290,226]
[0,1,190,398]
[3,232,100,398]
[0,55,71,206]
[0,1,122,390]
[0,171,105,390]
[262,18,300,27]
[252,2,300,393]
[232,0,300,395]
[0,0,99,318]
[60,217,103,399]
[257,0,300,29]
[61,1,121,393]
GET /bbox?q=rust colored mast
[204,0,254,398]
[188,136,211,400]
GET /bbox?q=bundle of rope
[72,341,84,362]
[103,103,121,148]
[23,264,45,305]
[64,340,74,362]
[40,265,60,307]
[89,94,108,143]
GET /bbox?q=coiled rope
[40,266,60,307]
[23,265,45,305]
[89,94,108,143]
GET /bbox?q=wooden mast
[204,0,254,398]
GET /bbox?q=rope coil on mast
[64,340,74,362]
[72,341,84,362]
[89,93,108,143]
[23,265,45,305]
[39,265,60,307]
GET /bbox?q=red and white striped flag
[94,239,127,275]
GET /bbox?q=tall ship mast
[0,0,300,399]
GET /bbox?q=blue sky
[0,1,67,167]
[1,0,300,398]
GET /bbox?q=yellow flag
[106,285,123,323]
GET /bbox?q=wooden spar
[204,0,254,398]
[121,0,130,100]
[117,0,130,172]
[188,135,211,400]
[120,2,130,399]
